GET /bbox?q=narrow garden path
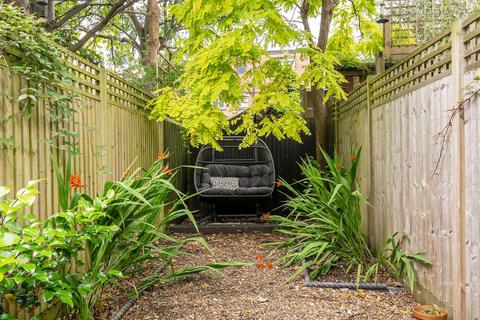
[118,233,417,320]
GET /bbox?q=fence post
[333,101,340,154]
[99,69,113,181]
[450,18,466,320]
[366,75,374,244]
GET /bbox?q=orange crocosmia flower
[268,262,273,269]
[255,255,264,261]
[69,174,76,187]
[75,173,82,187]
[162,167,173,175]
[335,163,341,170]
[258,262,266,269]
[69,173,82,188]
[157,151,168,160]
[276,180,283,188]
[261,212,270,219]
[351,155,357,161]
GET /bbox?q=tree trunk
[311,0,335,164]
[47,0,95,31]
[147,0,161,66]
[309,86,327,163]
[47,0,55,23]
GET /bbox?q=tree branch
[111,23,143,53]
[47,0,95,30]
[348,0,364,37]
[433,86,480,176]
[127,10,146,50]
[69,0,140,52]
[93,34,131,43]
[299,0,312,41]
[317,0,335,50]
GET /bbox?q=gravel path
[118,233,417,320]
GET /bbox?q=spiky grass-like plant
[269,149,429,290]
[269,148,371,280]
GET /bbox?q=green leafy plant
[79,159,247,319]
[422,305,443,316]
[268,148,430,291]
[366,232,430,290]
[148,0,383,156]
[0,181,118,319]
[1,161,248,319]
[50,151,88,212]
[0,3,79,151]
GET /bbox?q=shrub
[0,180,118,319]
[268,149,429,290]
[0,159,246,319]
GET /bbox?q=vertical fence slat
[336,13,480,319]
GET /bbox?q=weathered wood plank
[336,12,480,319]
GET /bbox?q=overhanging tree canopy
[149,0,382,154]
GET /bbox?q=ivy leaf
[78,283,92,295]
[13,273,25,284]
[38,248,53,258]
[16,187,39,206]
[33,271,49,282]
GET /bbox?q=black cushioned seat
[194,137,275,199]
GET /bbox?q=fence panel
[163,119,190,194]
[463,13,480,319]
[0,49,163,220]
[335,14,480,319]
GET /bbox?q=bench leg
[212,203,218,223]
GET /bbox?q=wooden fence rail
[335,12,480,320]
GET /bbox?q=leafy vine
[0,3,79,152]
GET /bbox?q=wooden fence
[0,46,190,220]
[163,119,191,195]
[335,12,480,319]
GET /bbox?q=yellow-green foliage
[149,0,382,149]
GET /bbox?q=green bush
[1,159,246,319]
[0,180,118,319]
[268,149,429,290]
